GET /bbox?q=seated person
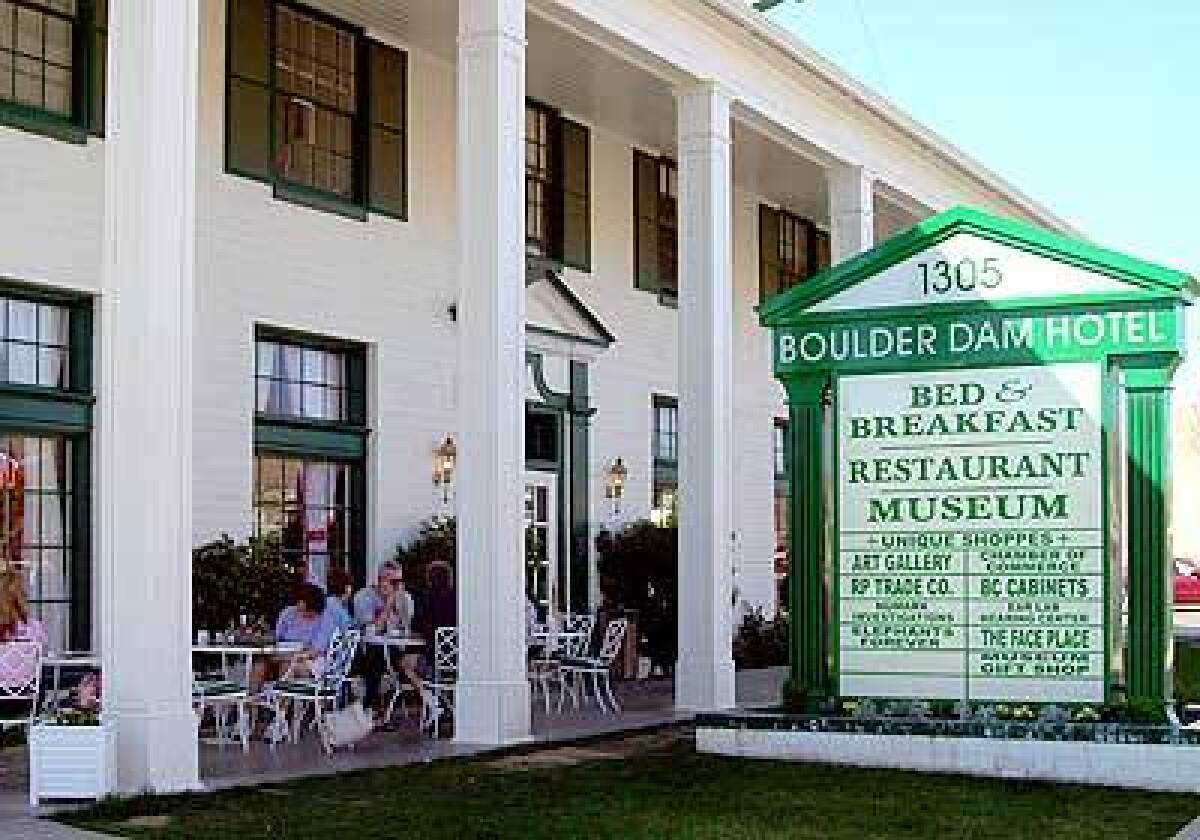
[352,562,419,722]
[413,562,457,670]
[251,583,336,690]
[0,568,47,722]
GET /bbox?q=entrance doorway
[524,473,558,616]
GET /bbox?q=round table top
[192,643,302,655]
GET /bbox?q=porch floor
[0,669,784,825]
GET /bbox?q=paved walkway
[0,668,784,837]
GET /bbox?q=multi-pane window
[773,419,790,613]
[226,0,407,219]
[524,101,591,270]
[273,4,357,198]
[0,286,91,650]
[253,329,366,590]
[255,339,348,422]
[0,297,70,388]
[525,103,554,258]
[0,435,73,648]
[651,395,677,527]
[254,453,354,589]
[653,396,678,464]
[633,151,678,298]
[0,0,105,140]
[759,205,832,302]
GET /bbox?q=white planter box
[696,726,1200,793]
[28,722,115,807]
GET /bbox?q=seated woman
[0,567,48,723]
[251,583,337,690]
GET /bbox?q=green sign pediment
[760,206,1194,330]
[762,206,1193,376]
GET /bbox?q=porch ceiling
[309,0,913,231]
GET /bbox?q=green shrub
[733,607,789,670]
[394,517,456,589]
[192,534,298,632]
[596,521,677,672]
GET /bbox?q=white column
[675,82,737,712]
[454,0,531,745]
[99,0,200,793]
[827,163,875,261]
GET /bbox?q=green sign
[761,206,1194,707]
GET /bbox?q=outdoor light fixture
[432,436,457,504]
[605,457,628,514]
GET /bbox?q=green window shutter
[367,40,407,220]
[559,117,590,271]
[633,150,660,293]
[86,0,107,136]
[759,204,781,303]
[226,0,272,180]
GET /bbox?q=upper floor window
[0,0,106,142]
[633,151,677,300]
[524,100,590,271]
[759,205,831,302]
[653,394,678,464]
[226,0,406,220]
[255,335,364,423]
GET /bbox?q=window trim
[0,0,106,144]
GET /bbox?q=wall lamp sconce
[433,436,457,504]
[604,457,627,515]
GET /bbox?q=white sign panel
[837,363,1106,703]
[811,233,1130,314]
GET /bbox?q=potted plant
[28,672,113,808]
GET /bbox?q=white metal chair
[0,641,41,734]
[529,613,596,713]
[557,618,627,715]
[192,678,251,752]
[420,627,457,737]
[270,629,360,744]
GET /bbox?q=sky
[761,0,1199,275]
[768,2,1200,548]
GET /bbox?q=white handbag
[319,701,374,754]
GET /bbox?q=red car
[1175,559,1200,605]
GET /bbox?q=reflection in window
[273,3,357,198]
[255,339,347,422]
[254,453,353,588]
[0,434,72,650]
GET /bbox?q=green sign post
[761,206,1193,708]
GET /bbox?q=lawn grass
[60,731,1200,840]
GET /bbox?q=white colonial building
[0,0,1079,792]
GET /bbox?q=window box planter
[28,720,114,808]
